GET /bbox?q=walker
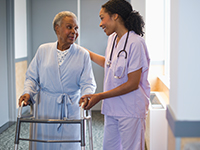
[14,101,93,150]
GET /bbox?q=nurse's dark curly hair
[102,0,145,37]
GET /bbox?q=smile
[68,36,75,40]
[102,27,106,32]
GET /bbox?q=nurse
[79,0,150,150]
[19,11,96,150]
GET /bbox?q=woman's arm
[100,68,142,98]
[84,48,105,68]
[19,47,41,107]
[80,68,142,109]
[79,51,97,96]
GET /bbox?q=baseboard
[0,121,16,134]
[166,105,200,137]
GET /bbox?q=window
[14,0,27,59]
[146,0,170,87]
[164,0,170,78]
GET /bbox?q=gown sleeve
[23,47,41,104]
[79,50,96,96]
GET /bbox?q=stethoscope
[106,31,129,79]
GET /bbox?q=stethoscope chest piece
[106,60,111,68]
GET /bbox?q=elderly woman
[19,11,96,150]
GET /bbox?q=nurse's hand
[80,94,102,110]
[79,97,89,109]
[19,93,30,107]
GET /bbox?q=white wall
[0,0,9,127]
[170,0,200,120]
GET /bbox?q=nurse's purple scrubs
[102,31,150,150]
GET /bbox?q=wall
[133,1,200,149]
[0,0,9,127]
[131,0,145,20]
[28,0,112,110]
[1,0,108,128]
[168,0,200,149]
[80,0,108,110]
[29,0,77,56]
[170,0,200,121]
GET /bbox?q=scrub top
[102,31,150,118]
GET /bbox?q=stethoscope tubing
[108,31,129,65]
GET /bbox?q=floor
[0,111,147,150]
[0,111,104,150]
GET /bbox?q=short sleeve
[127,41,149,74]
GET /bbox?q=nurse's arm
[84,48,105,68]
[101,68,142,98]
[82,68,142,110]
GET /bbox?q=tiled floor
[0,111,104,150]
[0,111,147,150]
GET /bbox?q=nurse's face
[99,8,116,36]
[56,16,79,50]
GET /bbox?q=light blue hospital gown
[23,42,96,150]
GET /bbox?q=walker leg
[81,146,85,150]
[80,120,86,148]
[14,118,21,150]
[14,144,18,150]
[88,110,93,150]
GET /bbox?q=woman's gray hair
[53,11,77,32]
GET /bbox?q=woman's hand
[79,69,142,110]
[79,96,89,109]
[19,93,31,107]
[79,93,102,110]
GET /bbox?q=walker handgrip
[17,101,24,118]
[80,102,84,119]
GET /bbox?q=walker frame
[14,101,93,150]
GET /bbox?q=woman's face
[56,16,79,49]
[99,8,116,36]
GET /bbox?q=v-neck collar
[114,32,129,48]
